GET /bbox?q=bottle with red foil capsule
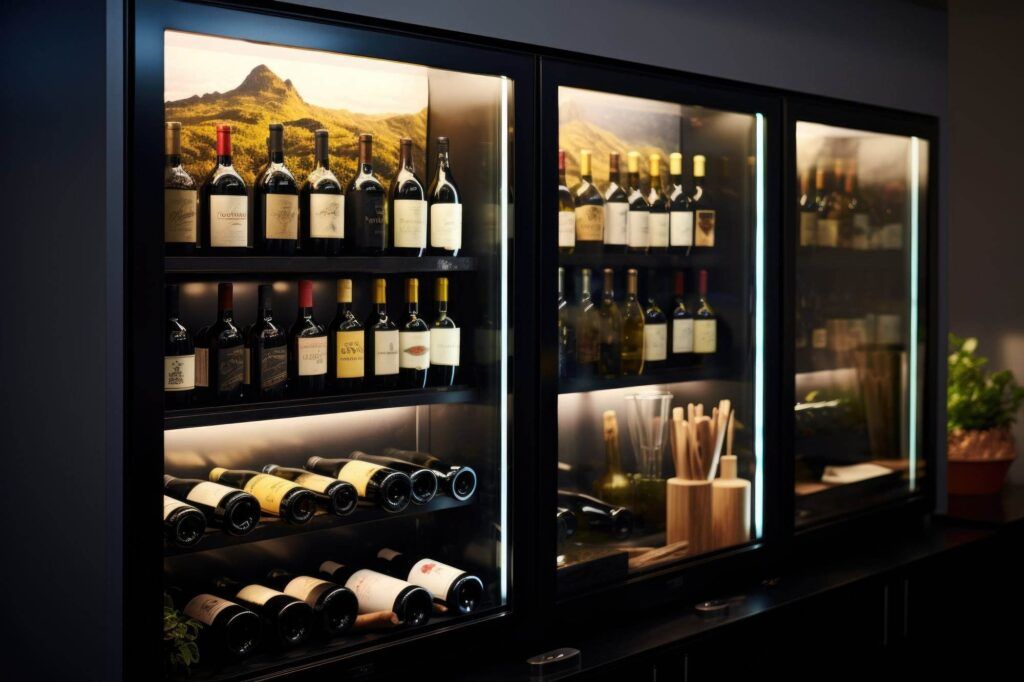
[399,278,430,388]
[201,124,249,255]
[288,280,327,396]
[693,269,717,354]
[374,548,485,615]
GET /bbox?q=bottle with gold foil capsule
[209,467,317,525]
[625,151,650,252]
[557,149,575,255]
[364,278,399,390]
[399,278,430,389]
[328,278,364,393]
[597,268,622,377]
[620,268,645,375]
[571,148,604,252]
[691,154,715,247]
[647,154,670,252]
[593,410,633,508]
[164,122,198,255]
[693,269,717,354]
[668,152,693,252]
[603,152,629,253]
[429,277,459,387]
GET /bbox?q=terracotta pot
[947,427,1016,496]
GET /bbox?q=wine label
[294,471,337,494]
[626,210,649,248]
[558,211,576,248]
[320,560,345,576]
[407,558,463,600]
[284,576,331,604]
[876,314,903,345]
[430,203,462,250]
[672,318,694,354]
[604,202,627,245]
[184,481,233,508]
[644,323,667,361]
[649,213,670,248]
[209,195,248,247]
[264,194,299,240]
[670,211,693,247]
[817,218,840,247]
[393,199,427,248]
[260,345,287,389]
[429,327,460,367]
[163,495,193,520]
[851,214,871,250]
[237,584,282,607]
[217,346,244,392]
[164,354,195,392]
[184,594,234,625]
[243,474,301,515]
[194,348,209,388]
[298,336,328,376]
[799,212,818,246]
[353,193,386,248]
[374,330,399,376]
[399,331,430,370]
[694,318,717,354]
[337,460,384,497]
[335,330,365,379]
[812,327,828,349]
[695,209,715,247]
[377,548,401,561]
[344,569,408,614]
[310,194,344,238]
[574,204,604,241]
[165,189,197,243]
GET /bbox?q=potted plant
[947,333,1024,495]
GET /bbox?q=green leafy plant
[164,592,201,674]
[947,333,1024,432]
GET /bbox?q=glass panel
[555,86,764,598]
[793,121,928,527]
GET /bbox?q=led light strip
[754,113,765,538]
[499,76,510,600]
[908,137,920,491]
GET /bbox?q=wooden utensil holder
[711,455,751,549]
[666,477,712,555]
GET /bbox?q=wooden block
[666,477,712,555]
[711,454,751,549]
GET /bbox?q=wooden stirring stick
[726,410,736,457]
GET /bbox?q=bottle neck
[166,154,182,168]
[336,300,352,315]
[628,171,640,189]
[217,154,233,167]
[605,433,622,472]
[437,151,450,173]
[436,299,448,316]
[317,155,330,171]
[558,169,567,185]
[260,306,273,321]
[670,172,683,187]
[407,300,419,316]
[400,145,414,172]
[298,305,313,319]
[270,150,284,164]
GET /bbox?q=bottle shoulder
[348,172,385,194]
[206,164,247,191]
[305,167,342,192]
[292,317,326,337]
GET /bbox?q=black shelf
[165,385,476,429]
[164,495,475,557]
[165,255,477,276]
[559,250,719,270]
[559,365,730,394]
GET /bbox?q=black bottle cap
[257,284,273,313]
[268,124,284,152]
[314,129,329,160]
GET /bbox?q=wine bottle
[692,154,715,247]
[557,149,575,255]
[620,268,644,376]
[288,280,327,396]
[846,160,870,250]
[389,137,427,256]
[381,448,477,501]
[163,474,260,536]
[556,506,578,541]
[557,489,634,540]
[212,577,314,649]
[399,278,430,389]
[597,268,622,378]
[670,271,695,364]
[429,277,459,387]
[163,495,205,548]
[179,592,261,659]
[694,269,717,354]
[346,133,387,255]
[571,148,604,251]
[817,160,841,248]
[305,456,412,513]
[798,167,818,247]
[164,122,197,255]
[557,267,575,380]
[328,278,364,392]
[164,284,195,408]
[575,268,600,378]
[196,283,245,403]
[243,284,287,401]
[261,464,358,517]
[427,136,462,256]
[201,124,249,254]
[300,128,344,256]
[265,569,358,636]
[625,151,649,253]
[603,151,628,253]
[668,152,693,251]
[318,561,433,627]
[375,549,484,614]
[349,451,438,505]
[647,154,669,251]
[209,467,317,525]
[365,278,399,390]
[642,272,667,371]
[254,123,299,255]
[592,411,631,509]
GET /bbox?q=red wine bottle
[304,456,411,513]
[399,278,430,389]
[300,128,344,256]
[163,474,260,536]
[200,124,249,254]
[243,284,287,400]
[348,451,438,505]
[346,133,386,255]
[318,561,433,627]
[328,278,364,393]
[389,137,427,256]
[177,592,261,659]
[427,136,462,256]
[374,549,484,614]
[164,284,195,408]
[209,468,316,525]
[381,448,477,501]
[261,464,357,517]
[164,122,197,255]
[212,577,314,649]
[163,495,205,548]
[265,569,357,637]
[196,283,244,403]
[288,280,327,396]
[254,123,299,255]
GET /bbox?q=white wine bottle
[304,456,412,513]
[209,468,317,525]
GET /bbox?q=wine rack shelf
[559,365,730,394]
[164,494,475,557]
[164,385,477,429]
[558,251,719,270]
[165,255,477,276]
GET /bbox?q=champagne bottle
[163,474,260,536]
[349,451,438,505]
[621,268,644,375]
[261,464,358,517]
[597,268,622,377]
[304,456,412,513]
[318,561,433,627]
[212,577,314,649]
[375,548,485,614]
[557,490,633,540]
[265,569,358,636]
[209,468,317,525]
[592,411,632,509]
[163,495,206,548]
[176,591,261,659]
[381,448,477,501]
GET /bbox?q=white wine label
[644,323,667,361]
[194,347,209,388]
[264,194,299,240]
[243,474,300,515]
[335,330,365,379]
[298,336,328,376]
[694,318,717,354]
[163,495,193,520]
[799,212,818,247]
[604,202,627,245]
[294,471,337,494]
[672,318,694,354]
[876,314,903,345]
[337,460,384,496]
[670,211,693,247]
[165,189,197,244]
[626,210,649,248]
[185,481,234,508]
[393,199,428,248]
[575,204,604,241]
[558,211,576,248]
[407,558,462,600]
[237,584,282,607]
[374,330,400,376]
[344,569,408,614]
[649,213,670,248]
[399,330,430,370]
[310,194,344,238]
[430,203,462,250]
[184,594,234,625]
[209,195,248,247]
[164,354,195,392]
[695,209,715,247]
[284,576,330,604]
[812,327,828,349]
[429,327,460,367]
[377,548,401,561]
[817,218,840,247]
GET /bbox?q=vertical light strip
[499,76,510,600]
[908,137,920,491]
[754,113,766,537]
